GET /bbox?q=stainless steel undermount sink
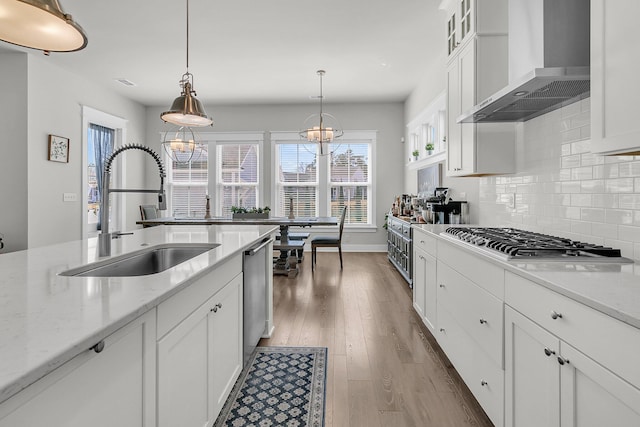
[60,243,220,277]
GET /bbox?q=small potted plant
[412,149,420,161]
[425,143,434,155]
[231,206,271,219]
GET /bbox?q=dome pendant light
[160,0,212,127]
[0,0,88,53]
[299,70,343,156]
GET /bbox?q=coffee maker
[424,188,468,224]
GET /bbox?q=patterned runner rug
[214,346,328,427]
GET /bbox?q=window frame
[163,132,265,218]
[271,130,376,229]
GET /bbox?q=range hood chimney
[458,0,590,123]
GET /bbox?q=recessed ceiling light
[115,78,137,87]
[514,91,528,96]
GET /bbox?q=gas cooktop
[441,227,634,263]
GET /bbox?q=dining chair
[139,205,158,228]
[312,207,347,271]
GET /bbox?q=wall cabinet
[442,0,513,177]
[590,0,640,155]
[157,271,243,427]
[445,35,514,177]
[0,311,157,427]
[505,272,640,427]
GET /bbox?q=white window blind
[329,143,371,224]
[217,143,260,217]
[274,142,319,217]
[167,149,208,217]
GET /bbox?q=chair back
[140,205,158,221]
[337,207,347,240]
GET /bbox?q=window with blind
[167,149,208,217]
[217,143,260,217]
[329,143,370,224]
[273,131,375,226]
[275,143,318,217]
[165,132,264,218]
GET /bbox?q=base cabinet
[0,310,157,427]
[505,272,640,427]
[158,273,243,427]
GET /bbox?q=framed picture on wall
[48,135,70,163]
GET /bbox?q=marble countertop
[0,224,278,404]
[413,224,640,330]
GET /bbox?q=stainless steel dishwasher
[242,237,272,365]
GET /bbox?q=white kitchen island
[0,224,277,426]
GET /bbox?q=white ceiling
[1,0,444,106]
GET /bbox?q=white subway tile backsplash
[478,98,640,260]
[605,178,634,193]
[605,209,634,225]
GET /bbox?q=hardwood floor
[260,252,494,427]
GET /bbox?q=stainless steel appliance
[425,188,468,224]
[442,227,633,263]
[242,237,272,365]
[387,216,412,286]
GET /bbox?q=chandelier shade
[0,0,88,53]
[299,70,343,156]
[162,125,205,164]
[160,0,212,128]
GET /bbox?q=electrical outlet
[506,193,516,209]
[63,192,77,202]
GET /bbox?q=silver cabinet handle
[211,303,223,313]
[439,284,445,288]
[551,311,563,320]
[544,347,556,357]
[439,328,446,333]
[557,356,570,365]
[419,255,425,260]
[481,380,488,386]
[420,240,425,244]
[479,318,487,325]
[92,340,105,353]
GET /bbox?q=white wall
[0,53,28,252]
[0,52,149,251]
[479,98,640,261]
[145,102,405,250]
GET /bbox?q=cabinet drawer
[413,228,437,256]
[438,261,504,367]
[438,240,504,299]
[505,271,640,390]
[437,306,504,427]
[157,255,242,338]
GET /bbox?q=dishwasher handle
[245,238,273,256]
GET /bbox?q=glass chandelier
[299,70,343,156]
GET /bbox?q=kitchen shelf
[407,151,447,170]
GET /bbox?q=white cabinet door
[413,247,427,321]
[209,274,243,417]
[458,40,476,175]
[0,310,156,427]
[505,306,560,427]
[158,274,244,427]
[591,0,640,155]
[560,342,640,427]
[446,57,462,173]
[157,297,210,427]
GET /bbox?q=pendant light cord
[186,0,190,73]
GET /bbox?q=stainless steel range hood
[458,0,590,123]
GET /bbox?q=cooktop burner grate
[444,227,623,258]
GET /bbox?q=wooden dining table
[137,216,339,276]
